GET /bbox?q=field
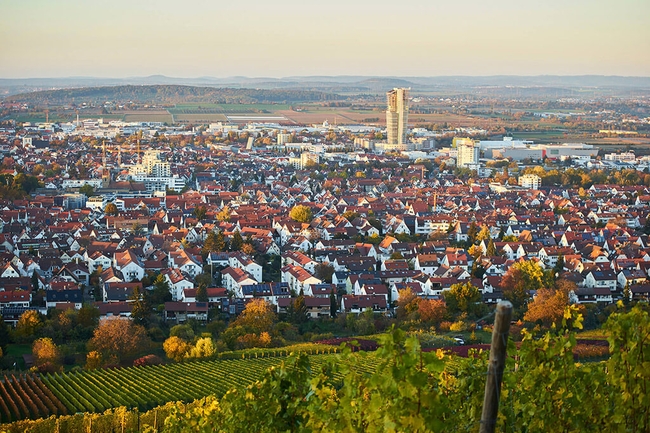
[0,345,366,424]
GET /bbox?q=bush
[134,354,164,367]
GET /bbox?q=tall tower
[386,88,410,150]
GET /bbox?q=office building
[385,88,409,150]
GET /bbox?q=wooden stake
[480,300,513,433]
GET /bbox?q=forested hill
[4,85,341,105]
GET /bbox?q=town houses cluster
[1,101,650,326]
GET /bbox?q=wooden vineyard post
[479,300,513,433]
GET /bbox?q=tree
[15,310,42,342]
[289,205,313,223]
[194,206,207,221]
[418,299,447,326]
[216,206,231,222]
[330,288,337,318]
[396,288,420,320]
[467,221,478,245]
[230,231,243,252]
[104,202,119,216]
[486,238,497,257]
[79,184,95,197]
[32,337,61,370]
[314,263,335,283]
[0,316,10,354]
[500,260,547,315]
[476,225,491,242]
[232,299,276,334]
[196,284,209,303]
[163,336,192,362]
[31,272,39,291]
[553,253,565,275]
[444,282,484,319]
[150,274,172,305]
[88,316,150,363]
[524,286,570,326]
[84,351,102,370]
[203,231,227,254]
[170,324,195,341]
[187,337,216,359]
[129,286,151,328]
[241,238,256,255]
[286,291,308,325]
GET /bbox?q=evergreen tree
[150,275,172,305]
[330,288,337,318]
[230,231,243,251]
[196,284,209,303]
[129,287,151,328]
[553,253,565,275]
[31,271,39,291]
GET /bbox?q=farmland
[0,346,368,424]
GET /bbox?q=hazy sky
[1,0,649,78]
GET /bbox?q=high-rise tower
[386,88,410,150]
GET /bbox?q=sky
[1,0,649,78]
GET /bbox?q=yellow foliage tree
[396,288,420,320]
[232,299,276,334]
[85,351,103,370]
[289,205,313,223]
[16,310,42,341]
[163,336,192,362]
[186,337,216,359]
[32,337,61,369]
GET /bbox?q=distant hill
[3,85,341,105]
[2,75,650,99]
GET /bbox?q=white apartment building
[518,174,542,190]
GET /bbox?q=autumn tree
[104,202,119,216]
[163,336,192,362]
[444,282,484,319]
[523,286,571,327]
[486,238,497,257]
[476,225,491,242]
[500,260,548,315]
[418,299,447,326]
[15,310,43,342]
[216,206,231,222]
[396,287,420,321]
[232,299,276,334]
[203,231,227,254]
[88,317,150,363]
[32,337,61,370]
[187,337,216,359]
[289,204,313,223]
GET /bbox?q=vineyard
[0,347,377,425]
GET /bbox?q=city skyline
[1,0,649,79]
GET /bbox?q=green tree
[193,206,207,221]
[79,184,95,197]
[289,204,313,223]
[466,221,478,245]
[150,274,172,305]
[129,286,151,328]
[330,288,337,318]
[196,284,209,303]
[230,231,243,252]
